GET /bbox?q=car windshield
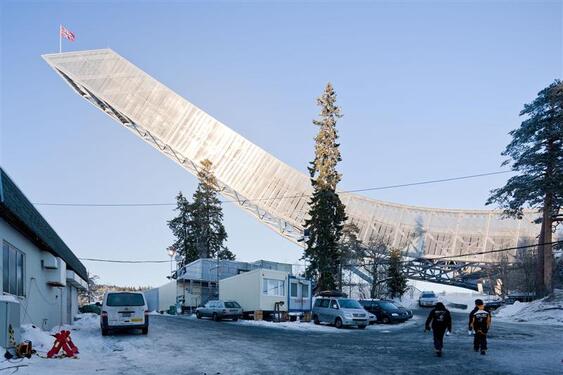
[225,302,241,308]
[421,293,436,298]
[107,293,145,306]
[379,302,400,310]
[338,299,362,309]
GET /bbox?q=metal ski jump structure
[43,49,541,271]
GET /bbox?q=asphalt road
[99,309,562,375]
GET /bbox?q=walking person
[471,300,491,355]
[468,299,481,334]
[425,302,452,357]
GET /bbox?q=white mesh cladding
[43,49,542,262]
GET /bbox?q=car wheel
[101,328,108,336]
[142,327,148,335]
[358,324,367,330]
[196,312,202,319]
[382,317,390,324]
[313,315,320,325]
[335,317,343,329]
[212,313,220,322]
[232,317,239,322]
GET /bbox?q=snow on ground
[233,316,419,332]
[169,312,419,332]
[494,289,563,325]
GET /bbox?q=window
[2,241,25,297]
[290,283,298,297]
[106,293,145,306]
[338,299,362,309]
[301,284,309,298]
[320,299,330,308]
[262,278,285,297]
[330,299,338,309]
[224,302,240,308]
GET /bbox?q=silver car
[312,297,368,329]
[418,291,438,307]
[195,300,242,321]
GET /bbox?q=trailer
[219,268,312,320]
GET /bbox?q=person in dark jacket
[468,299,482,333]
[471,300,491,355]
[425,302,452,357]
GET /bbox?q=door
[289,279,311,312]
[66,285,73,324]
[289,279,301,311]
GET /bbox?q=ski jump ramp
[43,49,540,262]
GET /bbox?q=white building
[0,168,88,336]
[220,269,312,316]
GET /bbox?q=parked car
[312,296,368,329]
[484,296,504,311]
[367,312,377,325]
[384,300,413,320]
[418,291,438,307]
[359,300,409,324]
[195,300,243,321]
[100,291,148,336]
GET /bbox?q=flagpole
[59,24,62,53]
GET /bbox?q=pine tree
[168,192,198,266]
[190,159,235,260]
[339,223,363,291]
[303,83,347,292]
[486,80,563,296]
[386,248,407,299]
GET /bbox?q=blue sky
[1,1,561,287]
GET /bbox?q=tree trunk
[536,226,545,298]
[542,193,554,295]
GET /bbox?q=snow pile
[21,324,55,352]
[19,314,100,356]
[231,316,418,332]
[393,288,421,309]
[495,289,563,325]
[71,313,100,331]
[233,319,346,332]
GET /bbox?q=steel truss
[53,69,306,245]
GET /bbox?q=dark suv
[359,299,409,324]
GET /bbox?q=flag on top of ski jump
[60,25,76,41]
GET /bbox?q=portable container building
[219,269,311,316]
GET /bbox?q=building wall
[258,269,289,312]
[220,269,289,312]
[156,281,177,311]
[220,270,261,312]
[0,218,79,330]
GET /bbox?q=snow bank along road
[10,309,563,375]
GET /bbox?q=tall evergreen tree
[486,80,563,296]
[190,159,235,260]
[303,83,347,292]
[386,248,408,299]
[168,192,198,266]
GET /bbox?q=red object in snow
[46,330,78,358]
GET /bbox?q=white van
[100,291,149,335]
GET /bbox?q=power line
[423,240,563,262]
[79,241,562,265]
[79,257,170,264]
[33,170,512,207]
